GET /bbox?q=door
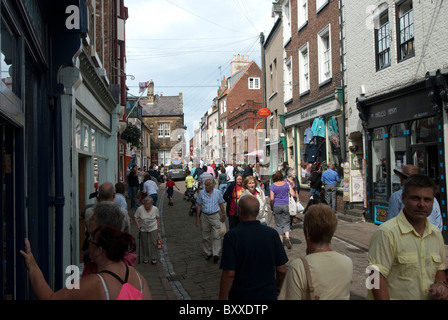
[412,143,440,201]
[1,122,15,299]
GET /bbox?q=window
[390,123,407,193]
[316,0,328,12]
[284,57,293,102]
[397,0,414,61]
[372,127,387,201]
[158,150,170,166]
[1,16,18,94]
[269,59,277,96]
[298,0,308,29]
[158,123,170,138]
[299,43,310,94]
[248,77,260,89]
[318,25,331,84]
[282,0,291,45]
[375,10,391,70]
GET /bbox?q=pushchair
[187,182,198,216]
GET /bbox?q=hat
[393,164,419,179]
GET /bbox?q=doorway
[412,143,440,200]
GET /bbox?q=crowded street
[131,180,374,300]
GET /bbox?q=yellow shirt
[185,175,194,188]
[368,210,446,300]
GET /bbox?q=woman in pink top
[20,226,152,300]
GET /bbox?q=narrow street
[133,182,371,300]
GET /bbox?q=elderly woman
[134,196,160,265]
[241,176,268,225]
[278,204,353,300]
[21,225,152,300]
[269,171,295,249]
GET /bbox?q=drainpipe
[339,0,347,163]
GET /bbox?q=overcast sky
[125,0,276,138]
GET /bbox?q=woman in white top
[241,176,268,225]
[278,204,353,300]
[134,196,160,264]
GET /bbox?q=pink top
[97,265,143,300]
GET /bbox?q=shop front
[357,79,447,236]
[284,91,345,212]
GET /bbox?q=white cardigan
[241,187,268,224]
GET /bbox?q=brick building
[269,0,346,214]
[217,55,264,163]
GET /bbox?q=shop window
[83,123,90,151]
[298,115,344,187]
[75,119,81,149]
[1,17,18,95]
[390,123,407,193]
[372,127,387,201]
[91,127,96,153]
[411,117,436,144]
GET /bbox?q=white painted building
[342,0,448,232]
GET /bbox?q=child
[166,176,180,206]
[185,170,194,199]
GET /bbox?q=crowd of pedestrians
[19,159,448,301]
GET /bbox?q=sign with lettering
[362,82,435,129]
[284,99,340,127]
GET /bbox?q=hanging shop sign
[258,108,271,117]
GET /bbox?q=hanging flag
[139,81,149,93]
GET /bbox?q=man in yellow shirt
[368,174,447,300]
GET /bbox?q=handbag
[157,232,163,250]
[220,222,227,236]
[288,193,297,216]
[300,257,320,300]
[296,201,304,213]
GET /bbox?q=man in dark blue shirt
[219,195,288,300]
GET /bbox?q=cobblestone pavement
[133,182,373,300]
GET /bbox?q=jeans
[324,184,337,212]
[129,186,138,210]
[150,193,158,207]
[219,183,228,196]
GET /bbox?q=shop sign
[258,108,271,117]
[285,99,340,127]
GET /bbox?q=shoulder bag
[300,257,320,300]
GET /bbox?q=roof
[141,95,183,117]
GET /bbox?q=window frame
[158,122,170,138]
[375,9,391,71]
[299,43,310,94]
[297,0,308,31]
[317,25,332,85]
[248,77,260,90]
[396,0,414,62]
[284,57,293,103]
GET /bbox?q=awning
[244,150,264,157]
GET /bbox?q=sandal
[151,260,157,265]
[143,260,149,264]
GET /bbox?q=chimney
[230,54,250,77]
[147,80,154,103]
[179,92,183,113]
